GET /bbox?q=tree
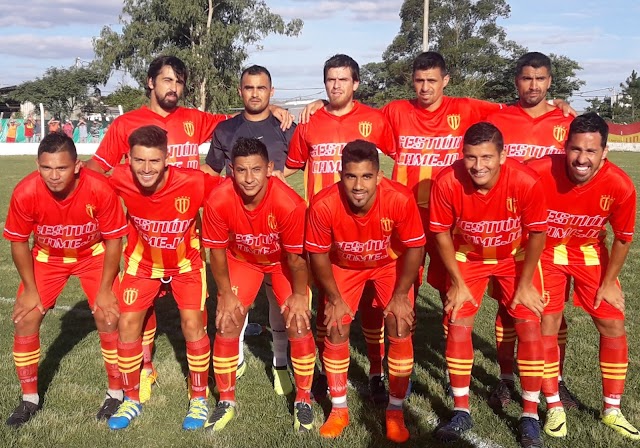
[104,85,148,112]
[9,66,104,120]
[614,70,640,123]
[584,97,613,120]
[93,0,303,112]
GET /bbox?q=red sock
[290,333,316,402]
[446,324,473,411]
[600,334,627,411]
[142,309,157,371]
[495,306,516,380]
[99,331,122,390]
[187,335,211,399]
[323,339,350,406]
[515,321,544,416]
[213,336,239,403]
[388,336,413,400]
[13,333,40,395]
[118,338,143,402]
[315,298,327,371]
[558,316,568,378]
[360,304,385,377]
[541,334,561,409]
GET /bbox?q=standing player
[4,133,127,427]
[306,140,425,442]
[528,113,639,440]
[486,52,577,410]
[430,123,548,448]
[202,137,316,432]
[106,125,221,431]
[286,54,397,403]
[204,65,296,395]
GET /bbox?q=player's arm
[204,129,226,176]
[269,105,295,131]
[510,231,546,317]
[549,99,578,117]
[298,100,327,124]
[282,252,312,333]
[84,158,107,174]
[11,241,45,323]
[92,238,123,326]
[383,246,423,337]
[209,248,245,332]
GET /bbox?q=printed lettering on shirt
[504,144,563,160]
[167,143,200,169]
[458,217,523,248]
[234,232,281,255]
[546,210,607,240]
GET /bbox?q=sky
[0,0,638,111]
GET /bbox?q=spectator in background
[78,119,88,143]
[63,119,74,138]
[48,118,60,134]
[34,118,41,143]
[24,117,35,143]
[6,119,18,143]
[90,121,102,142]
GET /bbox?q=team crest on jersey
[359,121,372,138]
[553,125,567,143]
[175,196,190,214]
[447,114,461,130]
[267,213,278,231]
[85,204,96,219]
[600,195,615,211]
[183,121,195,137]
[123,288,138,306]
[380,217,394,233]
[506,197,518,213]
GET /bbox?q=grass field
[1,153,640,448]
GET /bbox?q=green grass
[1,154,640,447]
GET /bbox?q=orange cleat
[319,407,350,438]
[386,409,410,443]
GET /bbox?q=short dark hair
[341,139,379,171]
[515,52,552,77]
[128,125,168,153]
[412,51,448,76]
[567,112,609,148]
[463,122,504,153]
[37,133,77,160]
[146,55,188,97]
[231,137,269,163]
[241,65,272,86]
[324,54,359,82]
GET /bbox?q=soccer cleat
[6,400,40,428]
[311,373,329,402]
[601,409,640,440]
[519,416,544,448]
[543,408,567,438]
[558,381,578,410]
[369,375,388,406]
[293,401,314,432]
[488,379,515,409]
[204,401,236,432]
[434,410,474,443]
[273,366,294,396]
[319,407,350,438]
[139,368,158,404]
[107,398,142,430]
[386,409,410,443]
[96,394,123,421]
[182,398,208,430]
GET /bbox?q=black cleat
[558,380,578,410]
[311,373,329,402]
[6,401,40,429]
[96,394,123,421]
[488,379,515,409]
[435,410,474,442]
[369,375,388,406]
[519,416,544,448]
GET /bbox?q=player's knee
[180,314,205,339]
[92,309,118,332]
[326,323,350,344]
[593,317,625,338]
[286,325,310,339]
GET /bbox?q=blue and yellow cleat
[182,398,208,430]
[107,398,142,430]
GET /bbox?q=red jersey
[305,178,426,269]
[429,158,547,263]
[527,155,636,266]
[286,101,396,201]
[487,105,573,163]
[201,177,306,266]
[4,169,127,263]
[109,165,222,278]
[382,97,502,208]
[92,106,228,171]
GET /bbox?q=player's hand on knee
[444,283,476,323]
[12,289,45,324]
[281,292,312,334]
[323,296,353,337]
[93,289,120,326]
[215,291,246,333]
[595,282,625,313]
[383,293,415,337]
[511,283,545,318]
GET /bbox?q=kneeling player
[528,113,639,440]
[4,133,127,427]
[306,140,425,442]
[202,137,316,432]
[430,123,548,448]
[106,125,221,430]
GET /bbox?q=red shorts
[115,268,207,312]
[226,255,303,308]
[17,254,104,309]
[447,259,543,321]
[542,261,623,320]
[330,261,415,326]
